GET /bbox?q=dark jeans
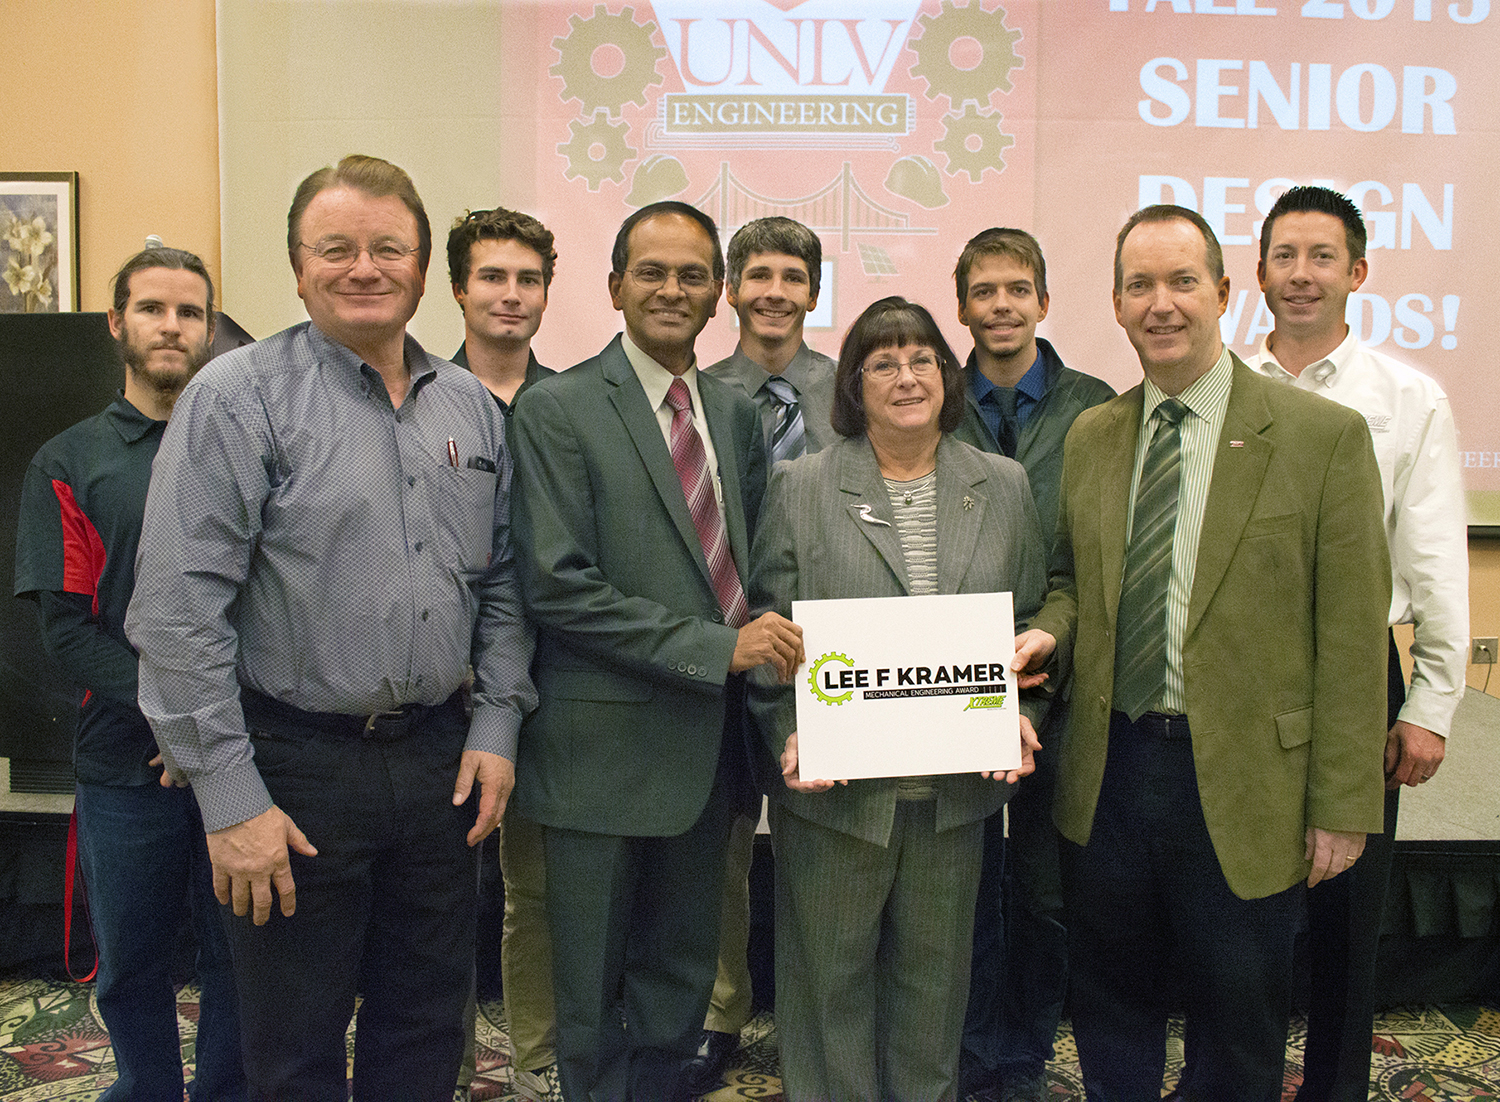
[1063,712,1300,1102]
[74,780,247,1102]
[224,695,477,1102]
[962,704,1068,1087]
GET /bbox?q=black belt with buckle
[240,684,459,743]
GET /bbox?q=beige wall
[8,0,220,312]
[11,0,1498,701]
[1467,541,1500,695]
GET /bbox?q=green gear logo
[551,4,667,116]
[935,104,1015,182]
[557,110,638,191]
[808,652,855,707]
[909,0,1024,110]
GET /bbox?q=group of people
[13,152,1467,1102]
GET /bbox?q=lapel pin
[1229,440,1244,448]
[963,495,976,511]
[856,503,891,527]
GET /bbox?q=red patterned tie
[666,378,749,628]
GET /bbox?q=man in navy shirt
[951,228,1114,1101]
[14,246,246,1102]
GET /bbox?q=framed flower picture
[1,172,79,313]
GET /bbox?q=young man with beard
[950,228,1114,1101]
[14,247,248,1102]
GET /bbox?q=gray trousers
[771,798,983,1102]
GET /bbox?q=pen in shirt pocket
[446,437,459,467]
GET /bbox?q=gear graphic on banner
[551,4,667,116]
[558,111,637,190]
[935,105,1014,183]
[909,0,1024,110]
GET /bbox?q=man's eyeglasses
[623,264,715,292]
[298,238,419,270]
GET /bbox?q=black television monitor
[0,313,125,789]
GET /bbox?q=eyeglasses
[298,238,419,270]
[623,264,715,292]
[862,353,942,382]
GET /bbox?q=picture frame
[1,172,79,313]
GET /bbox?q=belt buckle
[363,708,407,736]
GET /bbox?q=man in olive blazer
[509,202,800,1102]
[1016,206,1391,1099]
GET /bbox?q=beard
[119,331,212,398]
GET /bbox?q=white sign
[792,591,1019,781]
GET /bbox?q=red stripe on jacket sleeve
[51,479,107,617]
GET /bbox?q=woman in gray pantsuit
[749,297,1049,1101]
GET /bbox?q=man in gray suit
[707,216,836,458]
[508,200,803,1102]
[690,215,834,1092]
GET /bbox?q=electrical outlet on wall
[1472,638,1499,665]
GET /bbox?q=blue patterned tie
[764,375,806,464]
[1113,397,1188,720]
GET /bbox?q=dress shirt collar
[107,390,166,443]
[307,322,438,402]
[449,342,545,381]
[966,348,1048,405]
[622,331,705,414]
[1253,327,1359,388]
[1140,345,1233,428]
[720,341,822,401]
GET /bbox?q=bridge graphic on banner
[695,162,936,253]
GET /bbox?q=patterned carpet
[1,977,1497,1100]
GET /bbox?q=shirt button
[414,541,423,552]
[408,475,416,487]
[422,609,430,621]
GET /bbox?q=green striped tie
[1114,397,1188,720]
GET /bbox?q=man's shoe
[513,1062,563,1102]
[999,1070,1046,1102]
[683,1029,739,1095]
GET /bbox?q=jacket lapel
[935,436,985,595]
[1097,387,1143,632]
[601,338,715,588]
[839,439,909,593]
[1185,358,1273,639]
